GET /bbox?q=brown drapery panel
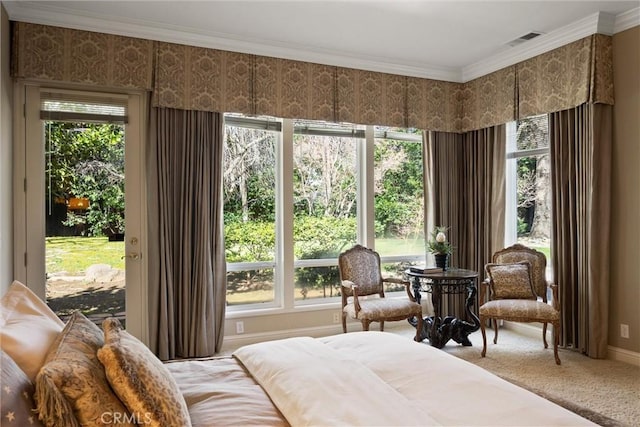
[425,125,506,279]
[12,22,613,133]
[147,108,226,360]
[549,103,612,358]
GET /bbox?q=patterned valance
[462,66,517,131]
[12,22,153,90]
[153,42,252,114]
[12,21,614,132]
[517,34,614,119]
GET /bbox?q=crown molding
[462,11,614,82]
[614,7,640,33]
[3,2,636,84]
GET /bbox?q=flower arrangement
[427,226,452,255]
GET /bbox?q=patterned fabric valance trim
[12,22,613,132]
[12,22,154,90]
[516,33,614,118]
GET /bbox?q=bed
[168,331,596,426]
[1,281,596,426]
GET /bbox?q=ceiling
[4,0,640,82]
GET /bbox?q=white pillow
[0,281,64,380]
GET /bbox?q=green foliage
[293,216,356,259]
[224,221,276,262]
[517,217,530,235]
[292,216,355,296]
[374,139,423,237]
[47,122,125,236]
[225,216,356,296]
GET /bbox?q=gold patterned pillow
[97,318,192,427]
[1,350,45,427]
[486,261,536,300]
[35,311,134,427]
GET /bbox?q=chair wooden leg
[553,321,561,365]
[380,321,384,331]
[480,315,488,357]
[493,318,499,344]
[414,315,424,342]
[342,312,347,334]
[542,322,549,348]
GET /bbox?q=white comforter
[234,331,596,427]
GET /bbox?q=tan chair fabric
[338,245,423,341]
[479,244,561,364]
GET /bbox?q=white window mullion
[358,125,375,248]
[278,119,295,309]
[505,121,518,246]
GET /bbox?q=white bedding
[235,331,596,426]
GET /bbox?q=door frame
[13,82,149,344]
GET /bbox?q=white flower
[435,232,446,243]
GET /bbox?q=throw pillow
[0,281,64,380]
[1,350,45,427]
[97,318,192,427]
[485,261,536,299]
[35,311,134,427]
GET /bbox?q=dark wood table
[405,268,480,348]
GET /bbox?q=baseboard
[502,321,545,338]
[607,345,640,366]
[503,321,640,366]
[221,321,415,352]
[221,324,343,351]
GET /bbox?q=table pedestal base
[409,286,480,348]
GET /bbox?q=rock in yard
[85,263,119,282]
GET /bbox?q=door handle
[121,253,142,260]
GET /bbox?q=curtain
[147,107,226,360]
[425,126,505,275]
[549,103,612,358]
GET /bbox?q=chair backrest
[492,244,548,301]
[338,245,383,297]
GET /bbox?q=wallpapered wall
[12,22,613,132]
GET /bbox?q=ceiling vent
[507,31,543,47]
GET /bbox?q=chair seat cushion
[344,298,420,320]
[479,299,559,321]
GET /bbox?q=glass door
[19,86,147,342]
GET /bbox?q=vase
[434,253,448,271]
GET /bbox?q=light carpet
[391,324,640,427]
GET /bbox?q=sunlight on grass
[375,237,425,256]
[46,236,125,275]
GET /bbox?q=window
[506,115,552,276]
[293,121,360,302]
[223,116,280,307]
[224,115,426,310]
[374,127,424,285]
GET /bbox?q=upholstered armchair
[479,244,561,364]
[338,245,423,342]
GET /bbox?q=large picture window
[223,115,425,310]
